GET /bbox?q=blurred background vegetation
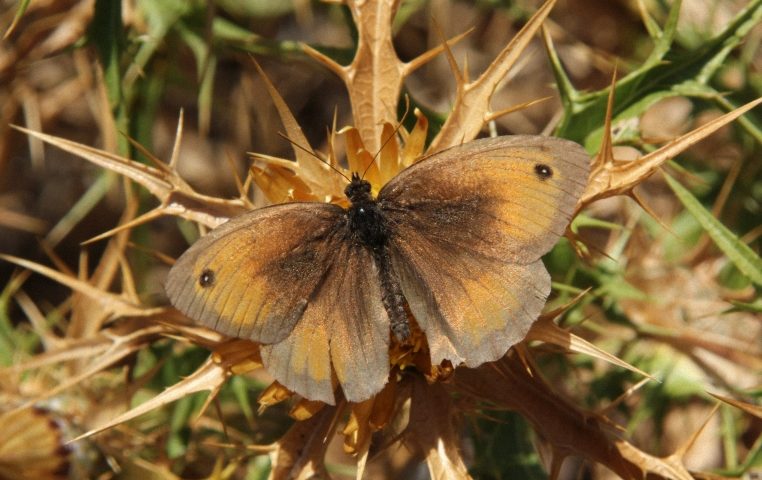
[0,0,760,479]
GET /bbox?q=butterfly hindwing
[391,234,550,366]
[379,135,589,365]
[260,241,390,403]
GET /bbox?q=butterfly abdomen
[345,175,410,341]
[375,246,410,341]
[345,207,409,340]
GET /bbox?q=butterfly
[166,135,589,404]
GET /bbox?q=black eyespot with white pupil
[534,163,553,180]
[199,269,215,288]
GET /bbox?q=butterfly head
[344,172,374,205]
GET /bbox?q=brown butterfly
[166,135,589,404]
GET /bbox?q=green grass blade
[554,0,762,146]
[664,173,762,286]
[2,0,31,39]
[90,0,129,155]
[543,27,579,111]
[646,0,682,65]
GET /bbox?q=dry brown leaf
[67,181,139,337]
[2,333,109,375]
[707,392,762,419]
[0,207,47,234]
[303,0,403,154]
[427,0,558,153]
[268,404,340,480]
[615,440,694,480]
[251,60,346,199]
[303,0,470,154]
[72,356,229,441]
[404,379,471,480]
[1,0,94,63]
[4,319,168,415]
[581,96,762,208]
[249,162,315,204]
[0,254,162,319]
[527,316,655,380]
[12,126,249,229]
[400,109,429,167]
[12,290,62,350]
[452,353,686,479]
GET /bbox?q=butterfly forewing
[379,135,589,366]
[166,203,345,345]
[380,136,589,262]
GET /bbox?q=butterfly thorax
[345,173,389,250]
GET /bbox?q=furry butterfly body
[166,135,589,404]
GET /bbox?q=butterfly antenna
[360,97,411,180]
[276,131,351,183]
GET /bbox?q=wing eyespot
[534,163,553,180]
[199,269,215,288]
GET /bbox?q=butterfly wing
[166,202,390,404]
[378,135,589,366]
[166,203,342,344]
[260,240,390,403]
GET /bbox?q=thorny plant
[0,0,761,479]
